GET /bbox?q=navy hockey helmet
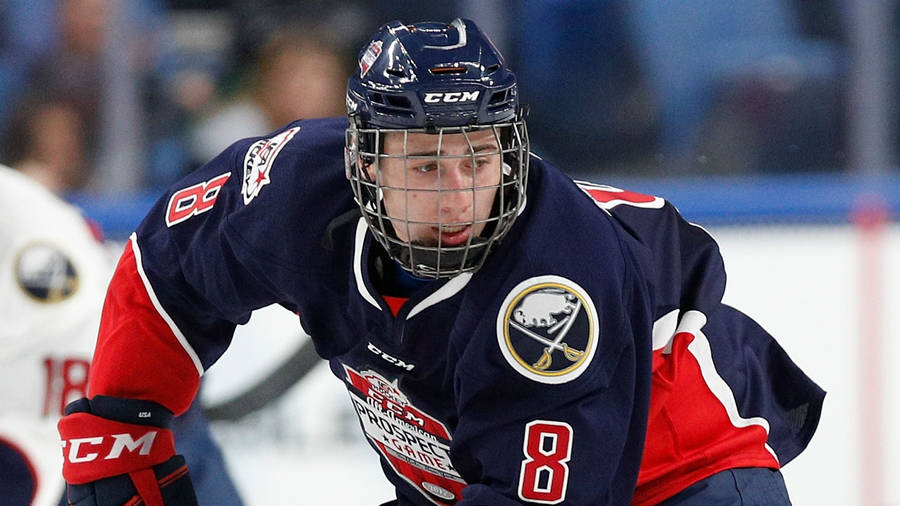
[346,18,529,279]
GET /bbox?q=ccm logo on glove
[62,431,158,463]
[58,411,176,484]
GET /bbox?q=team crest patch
[496,276,598,384]
[241,126,301,205]
[14,242,79,303]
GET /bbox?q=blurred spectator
[0,0,58,140]
[1,95,90,194]
[10,0,197,191]
[24,0,108,160]
[509,0,654,177]
[624,0,846,174]
[190,27,348,163]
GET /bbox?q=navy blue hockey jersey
[87,117,823,505]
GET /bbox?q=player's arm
[601,187,823,459]
[585,183,823,502]
[58,133,295,506]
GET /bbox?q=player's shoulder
[233,116,348,158]
[0,165,112,351]
[527,157,691,251]
[157,116,349,220]
[0,165,88,238]
[523,157,641,259]
[223,117,354,236]
[144,117,354,272]
[236,117,349,206]
[202,116,348,192]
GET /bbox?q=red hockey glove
[58,396,198,506]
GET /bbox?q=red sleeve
[88,238,202,416]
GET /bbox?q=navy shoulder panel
[223,117,355,272]
[132,118,354,365]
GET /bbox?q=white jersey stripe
[652,309,679,351]
[353,218,382,310]
[407,272,472,320]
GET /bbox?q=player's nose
[437,161,476,190]
[437,168,474,215]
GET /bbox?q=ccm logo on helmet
[62,431,158,463]
[424,91,480,103]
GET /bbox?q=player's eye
[413,162,439,174]
[463,155,492,172]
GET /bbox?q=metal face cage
[346,120,528,279]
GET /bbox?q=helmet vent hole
[485,64,500,74]
[489,90,509,104]
[385,95,411,108]
[386,68,405,77]
[430,66,467,75]
[368,92,411,108]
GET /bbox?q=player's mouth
[434,224,471,246]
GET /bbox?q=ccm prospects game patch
[496,275,598,384]
[14,242,79,303]
[344,365,464,505]
[242,126,301,205]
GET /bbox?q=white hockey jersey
[0,165,116,506]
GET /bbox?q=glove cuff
[59,411,176,484]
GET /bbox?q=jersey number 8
[518,420,573,504]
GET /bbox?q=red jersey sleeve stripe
[681,309,778,462]
[87,235,202,415]
[127,233,204,376]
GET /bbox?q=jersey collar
[351,217,472,318]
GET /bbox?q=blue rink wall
[73,175,900,505]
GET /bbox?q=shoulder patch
[14,242,79,303]
[496,275,599,384]
[242,126,301,205]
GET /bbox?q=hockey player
[57,19,823,505]
[0,165,242,506]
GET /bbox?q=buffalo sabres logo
[496,276,598,384]
[14,242,79,303]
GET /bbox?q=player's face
[372,129,503,247]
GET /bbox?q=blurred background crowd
[0,0,895,198]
